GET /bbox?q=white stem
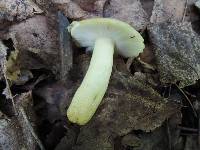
[67,37,114,125]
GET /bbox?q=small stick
[182,0,188,22]
[175,83,197,117]
[177,126,198,132]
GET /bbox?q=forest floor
[1,0,200,150]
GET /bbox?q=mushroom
[67,18,145,125]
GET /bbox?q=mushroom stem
[67,37,114,125]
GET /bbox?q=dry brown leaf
[0,118,34,149]
[0,92,43,150]
[72,70,180,150]
[6,15,61,74]
[53,0,107,19]
[0,0,43,22]
[104,0,149,31]
[148,22,200,87]
[70,55,180,133]
[4,14,72,80]
[15,92,45,150]
[54,0,148,31]
[74,0,106,12]
[150,0,185,23]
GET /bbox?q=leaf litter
[0,0,200,150]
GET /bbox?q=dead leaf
[150,0,185,23]
[0,118,29,149]
[148,22,200,87]
[0,41,7,80]
[53,0,107,19]
[54,0,148,31]
[15,92,45,150]
[74,0,105,12]
[94,71,180,133]
[0,0,43,28]
[0,40,31,114]
[0,92,40,150]
[70,55,181,149]
[0,41,14,100]
[104,0,149,31]
[6,15,72,77]
[69,55,180,133]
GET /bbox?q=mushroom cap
[68,18,144,58]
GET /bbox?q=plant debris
[104,0,149,31]
[5,15,72,79]
[53,0,107,19]
[54,0,148,31]
[55,55,180,150]
[1,0,200,149]
[0,41,7,80]
[150,0,185,23]
[0,92,40,150]
[0,0,43,29]
[148,21,200,87]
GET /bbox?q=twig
[185,91,196,98]
[19,107,45,150]
[177,126,198,132]
[182,0,188,22]
[58,11,72,81]
[175,83,197,117]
